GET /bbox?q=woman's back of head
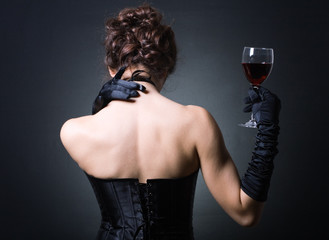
[61,5,193,182]
[104,4,177,82]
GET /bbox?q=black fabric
[92,67,158,115]
[241,87,281,201]
[85,169,199,240]
[92,66,146,115]
[243,86,281,126]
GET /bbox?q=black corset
[85,170,199,240]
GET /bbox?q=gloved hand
[243,86,281,126]
[92,66,146,114]
[241,86,281,202]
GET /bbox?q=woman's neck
[119,65,164,92]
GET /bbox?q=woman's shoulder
[184,105,221,134]
[60,115,95,161]
[185,104,209,114]
[60,115,93,139]
[185,105,215,123]
[161,95,211,117]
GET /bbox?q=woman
[60,4,280,240]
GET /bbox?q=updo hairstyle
[104,4,177,80]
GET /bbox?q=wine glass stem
[251,85,258,123]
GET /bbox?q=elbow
[237,213,262,227]
[238,216,259,228]
[234,193,265,227]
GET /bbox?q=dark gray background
[1,0,328,239]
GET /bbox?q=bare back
[60,85,200,183]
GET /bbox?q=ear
[108,67,116,78]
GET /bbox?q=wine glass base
[238,120,257,128]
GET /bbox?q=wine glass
[239,47,274,128]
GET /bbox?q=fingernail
[139,85,146,91]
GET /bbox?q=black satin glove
[241,86,281,201]
[92,66,146,114]
[243,86,281,126]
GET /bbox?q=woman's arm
[193,107,264,227]
[193,87,280,226]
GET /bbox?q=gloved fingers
[256,86,269,95]
[257,86,278,101]
[257,87,281,112]
[110,90,130,100]
[94,95,104,106]
[116,79,146,92]
[243,104,252,113]
[101,79,146,93]
[129,90,139,97]
[99,80,112,92]
[111,90,139,99]
[243,91,260,113]
[102,89,139,100]
[252,102,261,112]
[92,96,106,115]
[100,84,128,96]
[137,84,146,92]
[113,66,127,80]
[92,105,102,115]
[243,96,252,104]
[102,85,131,98]
[257,86,271,101]
[100,83,141,100]
[248,87,261,103]
[92,96,104,108]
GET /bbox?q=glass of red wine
[239,46,274,128]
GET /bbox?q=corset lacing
[133,182,164,240]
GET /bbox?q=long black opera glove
[92,66,146,115]
[241,86,281,201]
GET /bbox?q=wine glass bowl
[239,47,274,128]
[242,62,272,87]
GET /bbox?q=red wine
[242,63,272,86]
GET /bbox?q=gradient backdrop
[1,0,328,239]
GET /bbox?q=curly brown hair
[104,4,177,80]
